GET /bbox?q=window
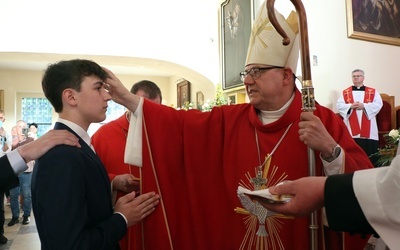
[87,100,126,136]
[104,100,126,122]
[21,97,52,137]
[21,97,126,137]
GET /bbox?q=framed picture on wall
[227,92,246,105]
[228,93,237,105]
[196,91,204,110]
[177,80,191,108]
[346,0,400,46]
[0,90,3,110]
[221,0,254,90]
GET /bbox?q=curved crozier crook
[266,0,311,81]
[266,1,290,46]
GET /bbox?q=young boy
[32,59,159,249]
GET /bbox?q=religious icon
[226,4,241,39]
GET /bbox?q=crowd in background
[0,110,38,245]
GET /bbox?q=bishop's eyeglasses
[239,66,284,81]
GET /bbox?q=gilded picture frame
[346,0,400,46]
[177,80,191,108]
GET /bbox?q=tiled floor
[1,202,40,250]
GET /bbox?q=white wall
[301,0,400,110]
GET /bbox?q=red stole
[343,86,375,138]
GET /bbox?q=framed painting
[196,91,204,110]
[346,0,400,46]
[221,0,256,90]
[228,93,237,105]
[227,92,246,105]
[177,80,190,108]
[0,90,3,110]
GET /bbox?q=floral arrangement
[178,101,194,111]
[174,84,228,112]
[371,128,399,166]
[201,84,227,112]
[387,129,400,145]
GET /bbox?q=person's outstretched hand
[102,67,140,112]
[251,177,327,217]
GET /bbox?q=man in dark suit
[0,129,81,193]
[0,155,18,192]
[1,129,81,245]
[32,59,160,250]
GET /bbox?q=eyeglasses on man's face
[239,66,283,82]
[352,75,364,78]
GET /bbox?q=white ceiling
[0,59,165,76]
[0,52,175,76]
[0,0,295,81]
[0,0,221,81]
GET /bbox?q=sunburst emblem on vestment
[235,154,292,250]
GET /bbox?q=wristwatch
[321,144,341,162]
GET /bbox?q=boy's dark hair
[42,59,108,113]
[130,80,162,102]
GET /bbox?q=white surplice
[353,153,400,249]
[337,88,382,140]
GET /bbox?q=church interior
[1,0,400,249]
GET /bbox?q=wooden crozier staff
[266,0,318,250]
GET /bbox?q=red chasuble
[91,114,143,250]
[135,90,373,250]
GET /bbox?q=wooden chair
[376,93,396,147]
[396,105,400,129]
